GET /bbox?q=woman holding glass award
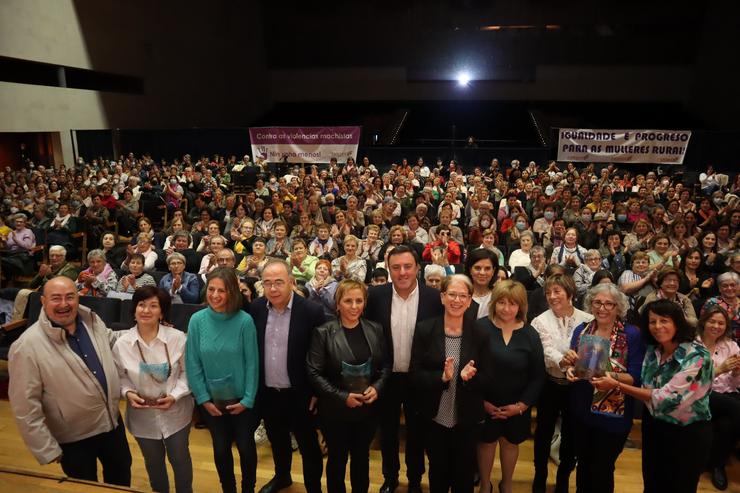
[112,286,194,493]
[185,268,259,493]
[306,279,390,493]
[564,283,645,493]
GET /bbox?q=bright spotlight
[457,71,471,86]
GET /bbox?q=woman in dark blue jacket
[564,283,645,493]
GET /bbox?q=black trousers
[642,412,711,493]
[321,415,379,493]
[533,379,575,480]
[202,407,258,493]
[261,388,323,493]
[59,417,132,486]
[425,421,477,493]
[379,372,425,485]
[709,391,740,467]
[572,423,628,493]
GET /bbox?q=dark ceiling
[260,0,706,78]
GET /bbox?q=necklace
[136,340,172,383]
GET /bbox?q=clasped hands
[126,391,177,410]
[484,400,525,420]
[346,386,378,408]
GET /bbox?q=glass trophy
[138,361,169,406]
[341,358,372,394]
[574,334,611,379]
[208,375,240,411]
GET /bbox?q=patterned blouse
[701,297,740,342]
[706,338,740,394]
[641,341,713,425]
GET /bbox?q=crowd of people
[3,153,740,493]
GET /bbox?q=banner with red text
[249,126,361,164]
[557,128,692,164]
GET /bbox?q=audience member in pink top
[697,306,740,491]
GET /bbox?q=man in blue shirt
[8,277,131,485]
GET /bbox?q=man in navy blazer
[364,245,444,493]
[250,260,326,493]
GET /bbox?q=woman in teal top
[593,299,712,493]
[186,268,259,493]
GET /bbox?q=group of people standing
[10,242,737,493]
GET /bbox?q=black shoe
[711,466,728,491]
[531,471,546,493]
[379,480,398,493]
[258,476,293,493]
[554,468,571,493]
[407,483,422,493]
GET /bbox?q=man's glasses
[263,280,287,290]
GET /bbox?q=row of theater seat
[25,292,204,333]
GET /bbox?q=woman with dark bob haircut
[185,268,259,493]
[112,286,194,493]
[594,300,713,493]
[695,306,740,490]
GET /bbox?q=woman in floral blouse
[595,299,713,493]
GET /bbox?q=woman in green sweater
[185,268,259,493]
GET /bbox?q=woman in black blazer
[307,279,391,493]
[409,274,493,493]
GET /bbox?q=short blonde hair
[334,279,368,310]
[389,225,407,242]
[489,279,528,323]
[343,234,359,247]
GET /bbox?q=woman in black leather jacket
[306,279,390,493]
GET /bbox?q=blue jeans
[135,424,193,493]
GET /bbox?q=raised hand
[460,360,477,381]
[442,357,455,382]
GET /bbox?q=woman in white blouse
[113,286,194,493]
[331,234,367,282]
[508,231,535,270]
[530,274,593,493]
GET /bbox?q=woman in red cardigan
[423,225,462,265]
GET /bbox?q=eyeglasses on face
[591,300,617,311]
[263,280,287,290]
[444,292,470,301]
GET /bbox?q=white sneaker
[291,433,298,451]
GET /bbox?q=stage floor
[0,364,737,492]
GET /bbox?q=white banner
[249,126,361,164]
[557,129,692,164]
